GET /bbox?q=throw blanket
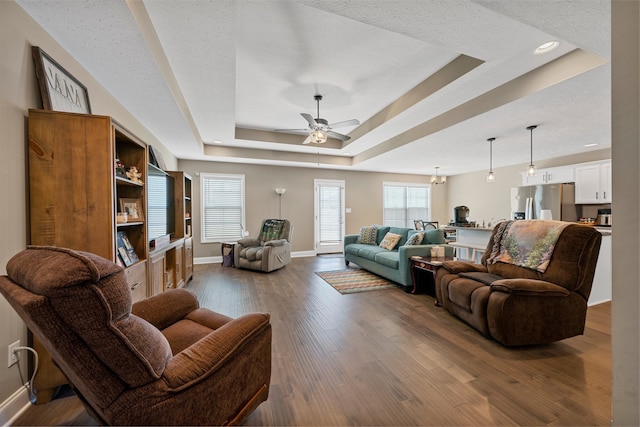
[487,220,569,273]
[259,219,286,242]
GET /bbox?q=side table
[409,256,454,303]
[221,242,236,267]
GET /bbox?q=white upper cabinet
[521,166,575,186]
[575,160,612,203]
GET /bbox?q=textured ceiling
[17,0,610,177]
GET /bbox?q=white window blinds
[383,182,430,228]
[200,173,245,243]
[318,184,342,244]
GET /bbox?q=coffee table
[409,256,454,301]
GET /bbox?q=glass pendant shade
[526,125,537,176]
[487,137,496,183]
[430,167,446,185]
[310,129,327,144]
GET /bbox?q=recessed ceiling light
[534,41,559,55]
[211,140,224,144]
[584,143,599,147]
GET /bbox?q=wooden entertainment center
[27,109,193,402]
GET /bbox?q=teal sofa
[344,226,454,290]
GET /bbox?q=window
[383,182,430,228]
[200,173,245,243]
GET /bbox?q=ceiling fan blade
[327,130,351,141]
[301,113,317,126]
[275,128,308,133]
[328,119,360,129]
[302,135,312,144]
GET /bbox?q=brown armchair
[0,246,272,426]
[435,220,601,346]
[234,219,292,272]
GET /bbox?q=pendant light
[486,137,496,183]
[526,125,538,177]
[430,166,446,185]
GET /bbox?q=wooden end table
[409,256,454,302]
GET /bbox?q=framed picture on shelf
[116,231,139,266]
[119,198,143,221]
[31,46,91,114]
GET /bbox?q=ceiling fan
[277,94,360,144]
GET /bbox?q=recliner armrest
[132,288,200,330]
[442,261,487,274]
[264,239,287,247]
[237,237,261,247]
[490,278,571,297]
[162,312,271,390]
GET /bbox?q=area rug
[315,269,397,294]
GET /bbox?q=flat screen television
[147,164,174,241]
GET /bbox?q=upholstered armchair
[435,220,602,346]
[0,246,272,426]
[234,219,292,272]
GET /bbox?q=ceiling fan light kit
[277,94,360,145]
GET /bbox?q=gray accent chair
[234,219,293,272]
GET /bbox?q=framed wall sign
[32,46,91,114]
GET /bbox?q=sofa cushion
[373,226,391,245]
[357,245,389,261]
[423,228,446,244]
[379,232,402,250]
[405,231,425,246]
[345,244,362,256]
[447,277,488,312]
[356,226,378,245]
[375,251,400,269]
[387,227,410,246]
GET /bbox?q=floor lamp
[275,188,286,218]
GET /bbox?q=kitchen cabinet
[521,166,575,185]
[575,160,612,203]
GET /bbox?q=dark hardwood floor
[13,256,611,426]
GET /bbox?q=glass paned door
[314,179,345,254]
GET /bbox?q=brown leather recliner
[435,221,602,346]
[0,246,272,425]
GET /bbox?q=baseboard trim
[0,385,30,426]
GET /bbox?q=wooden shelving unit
[27,109,149,403]
[168,171,194,283]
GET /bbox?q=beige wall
[0,0,176,408]
[611,0,640,423]
[178,160,444,257]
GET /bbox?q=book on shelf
[116,231,139,267]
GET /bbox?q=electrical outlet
[8,340,20,368]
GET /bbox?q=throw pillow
[404,232,425,246]
[356,226,378,245]
[379,232,402,250]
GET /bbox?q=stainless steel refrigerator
[510,183,577,222]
